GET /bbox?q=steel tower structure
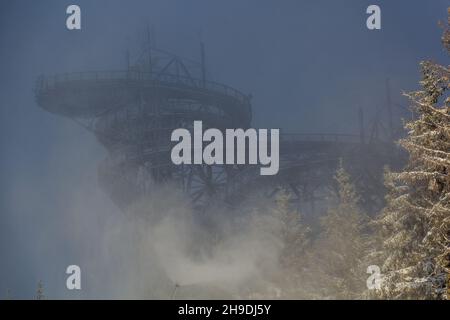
[36,44,403,214]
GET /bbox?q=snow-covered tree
[36,281,45,300]
[273,189,310,270]
[376,9,450,299]
[269,189,312,298]
[310,164,370,299]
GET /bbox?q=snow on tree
[241,189,312,299]
[376,9,450,299]
[309,163,370,299]
[269,189,311,298]
[36,281,45,300]
[273,189,310,270]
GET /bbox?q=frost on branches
[377,10,450,299]
[311,164,371,299]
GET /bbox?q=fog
[0,0,448,298]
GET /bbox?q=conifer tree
[311,164,370,299]
[36,281,45,300]
[376,9,450,299]
[274,189,310,269]
[270,189,311,298]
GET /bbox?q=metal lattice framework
[36,46,403,214]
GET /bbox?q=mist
[1,0,449,299]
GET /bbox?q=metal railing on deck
[281,133,360,143]
[36,70,250,105]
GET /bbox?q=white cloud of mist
[95,184,284,299]
[2,130,286,300]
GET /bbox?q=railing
[281,133,361,143]
[36,70,251,105]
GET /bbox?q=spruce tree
[270,189,311,298]
[273,189,310,269]
[5,289,12,300]
[376,9,450,299]
[36,281,45,300]
[311,164,370,299]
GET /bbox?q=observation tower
[36,42,402,214]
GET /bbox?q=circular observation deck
[36,70,251,124]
